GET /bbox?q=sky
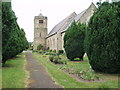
[11,0,106,42]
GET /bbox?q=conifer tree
[2,2,29,66]
[64,21,86,60]
[87,2,120,73]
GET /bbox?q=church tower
[34,13,47,50]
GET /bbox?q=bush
[48,50,52,52]
[58,50,64,54]
[53,56,61,64]
[87,2,120,73]
[37,44,45,50]
[45,52,52,55]
[49,55,54,62]
[64,21,86,60]
[79,68,99,80]
[53,50,56,53]
[49,55,67,64]
[29,46,33,50]
[61,58,68,64]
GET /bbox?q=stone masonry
[34,13,47,50]
[34,3,97,51]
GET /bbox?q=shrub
[53,50,56,53]
[58,50,64,55]
[60,58,68,64]
[37,44,45,50]
[29,46,33,50]
[49,55,67,64]
[45,52,52,55]
[53,56,61,64]
[87,2,120,73]
[64,21,86,60]
[49,50,52,52]
[49,55,54,62]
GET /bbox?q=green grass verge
[2,53,28,88]
[0,68,2,89]
[33,53,119,88]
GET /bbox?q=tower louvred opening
[39,20,43,23]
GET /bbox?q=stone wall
[77,3,96,24]
[46,32,62,51]
[46,3,96,51]
[34,16,47,50]
[61,32,65,50]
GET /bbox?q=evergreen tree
[87,2,120,73]
[2,2,29,66]
[64,21,86,60]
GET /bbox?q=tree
[87,2,120,73]
[64,21,86,60]
[2,2,29,66]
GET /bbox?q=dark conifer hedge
[87,2,120,73]
[64,21,86,60]
[2,2,29,65]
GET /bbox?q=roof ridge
[47,12,77,37]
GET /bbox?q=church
[33,3,97,51]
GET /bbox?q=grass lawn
[0,68,2,89]
[2,53,28,88]
[33,52,119,88]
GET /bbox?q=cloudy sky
[11,0,106,42]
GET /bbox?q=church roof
[61,9,87,33]
[47,2,96,37]
[47,12,77,37]
[74,10,86,22]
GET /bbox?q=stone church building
[34,3,97,51]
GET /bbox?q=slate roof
[47,10,86,37]
[47,12,77,37]
[61,9,87,33]
[47,3,96,37]
[74,10,86,22]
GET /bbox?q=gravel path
[25,51,63,88]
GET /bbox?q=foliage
[45,52,52,55]
[49,55,54,62]
[53,50,56,53]
[53,56,61,64]
[60,63,99,80]
[64,21,86,60]
[28,42,33,50]
[2,2,29,65]
[48,50,52,52]
[49,54,67,64]
[37,44,45,50]
[87,2,120,73]
[74,58,80,61]
[37,50,44,54]
[29,46,33,50]
[58,50,64,55]
[79,67,99,80]
[45,50,54,55]
[34,53,119,88]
